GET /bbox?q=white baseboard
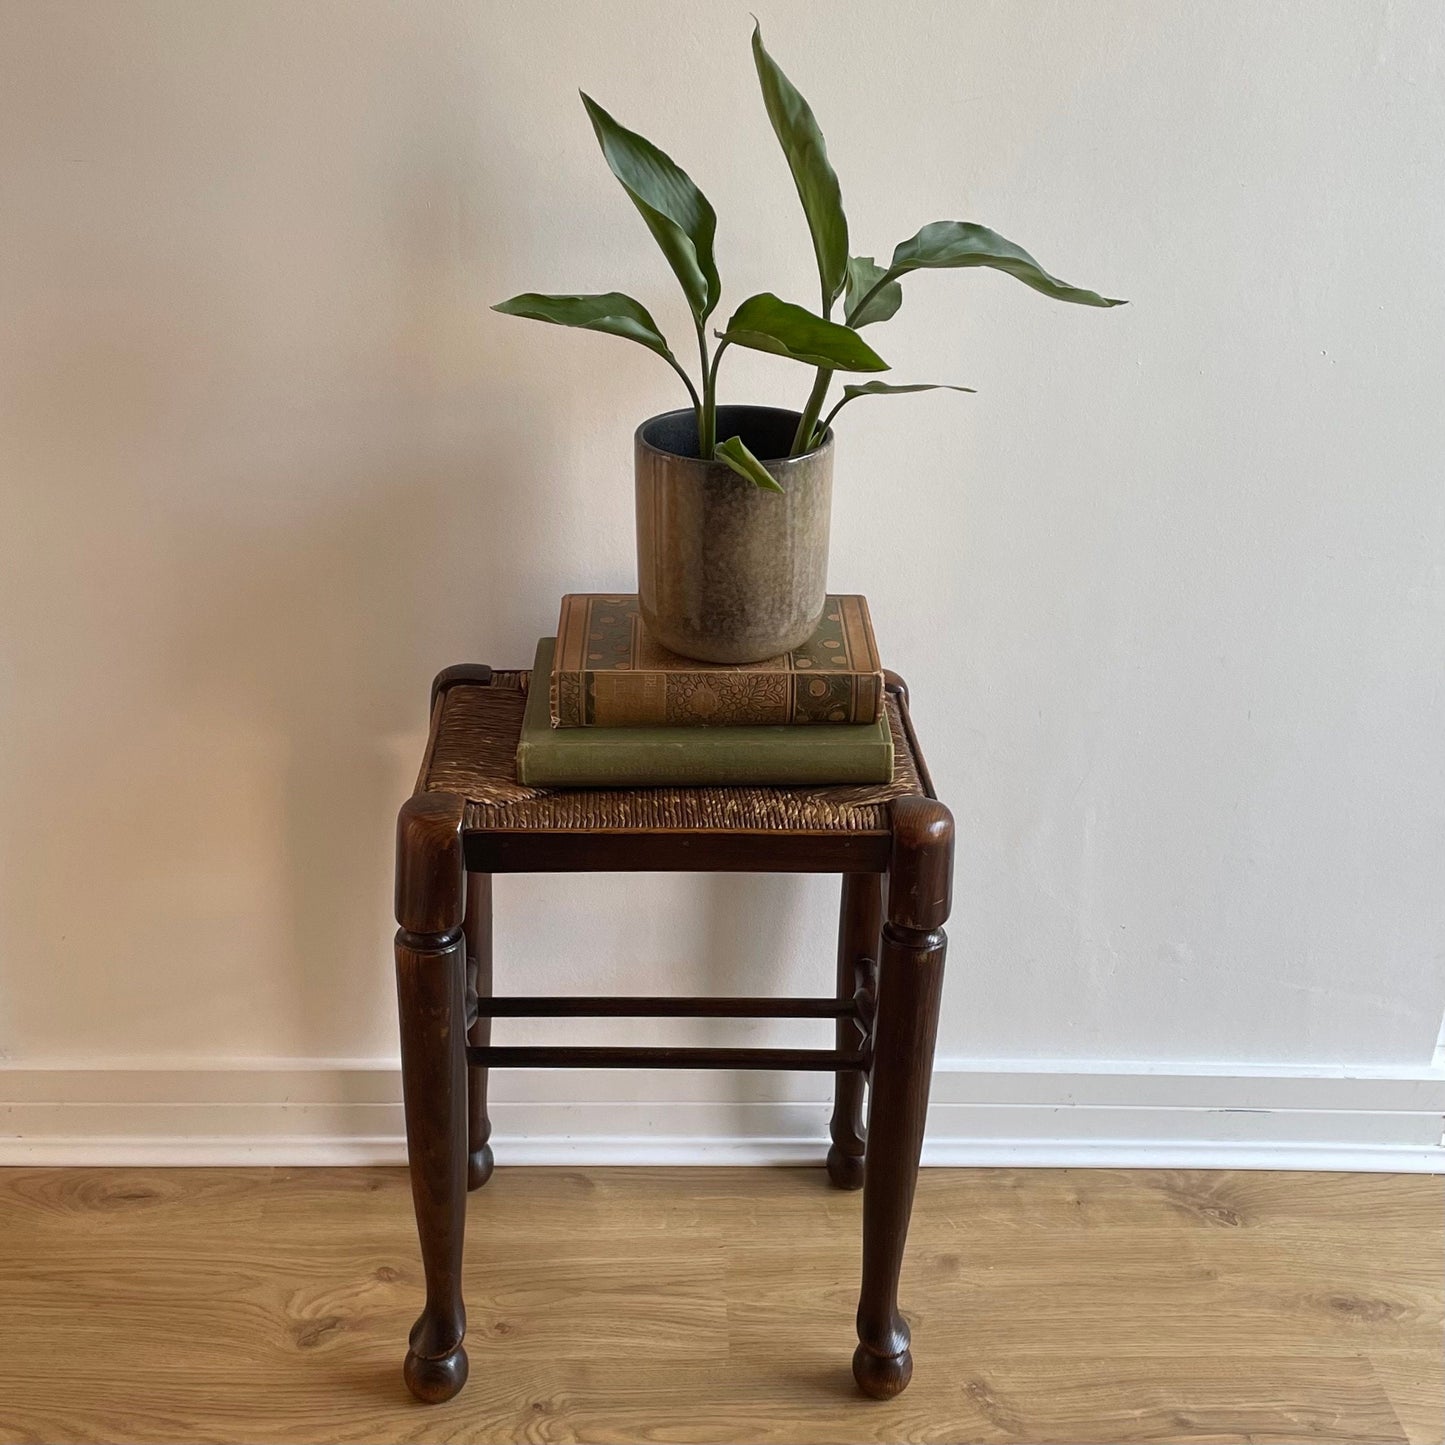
[3,1058,1442,1172]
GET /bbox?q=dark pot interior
[640,405,808,462]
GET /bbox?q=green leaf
[715,435,785,492]
[491,291,678,360]
[841,381,976,402]
[844,255,903,328]
[821,381,974,436]
[719,292,888,372]
[751,22,849,308]
[888,222,1126,307]
[581,92,722,321]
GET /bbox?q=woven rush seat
[418,667,928,833]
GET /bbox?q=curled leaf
[491,291,678,360]
[844,255,903,328]
[821,381,974,435]
[841,380,974,401]
[581,92,722,321]
[715,434,785,492]
[889,221,1125,307]
[719,292,888,372]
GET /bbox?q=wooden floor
[0,1167,1439,1445]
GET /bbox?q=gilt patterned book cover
[550,594,884,728]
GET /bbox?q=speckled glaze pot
[635,405,833,664]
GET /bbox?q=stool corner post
[394,788,470,1403]
[395,791,466,937]
[887,796,954,936]
[852,793,953,1397]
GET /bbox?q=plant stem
[817,394,849,437]
[667,355,703,416]
[694,319,712,453]
[791,286,845,457]
[791,365,833,455]
[701,339,729,455]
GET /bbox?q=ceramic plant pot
[634,405,833,664]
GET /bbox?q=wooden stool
[394,662,953,1402]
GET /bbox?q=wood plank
[464,828,891,873]
[466,1044,863,1070]
[0,1166,1437,1444]
[475,995,855,1018]
[1368,1349,1445,1445]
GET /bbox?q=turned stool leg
[465,872,495,1190]
[828,872,881,1189]
[853,797,952,1399]
[395,794,469,1404]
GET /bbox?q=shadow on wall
[1,10,826,1069]
[164,157,566,1060]
[3,140,561,1061]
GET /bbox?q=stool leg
[395,794,469,1404]
[853,798,952,1399]
[827,872,881,1189]
[465,872,495,1190]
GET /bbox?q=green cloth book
[517,639,893,787]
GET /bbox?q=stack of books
[517,594,892,787]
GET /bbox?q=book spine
[549,671,584,728]
[553,668,885,728]
[516,736,893,788]
[549,593,598,727]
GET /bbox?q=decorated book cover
[550,593,883,728]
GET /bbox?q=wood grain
[0,1166,1438,1444]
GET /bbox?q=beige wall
[3,2,1443,1157]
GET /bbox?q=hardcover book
[550,593,884,728]
[518,639,893,787]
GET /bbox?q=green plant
[494,22,1124,489]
